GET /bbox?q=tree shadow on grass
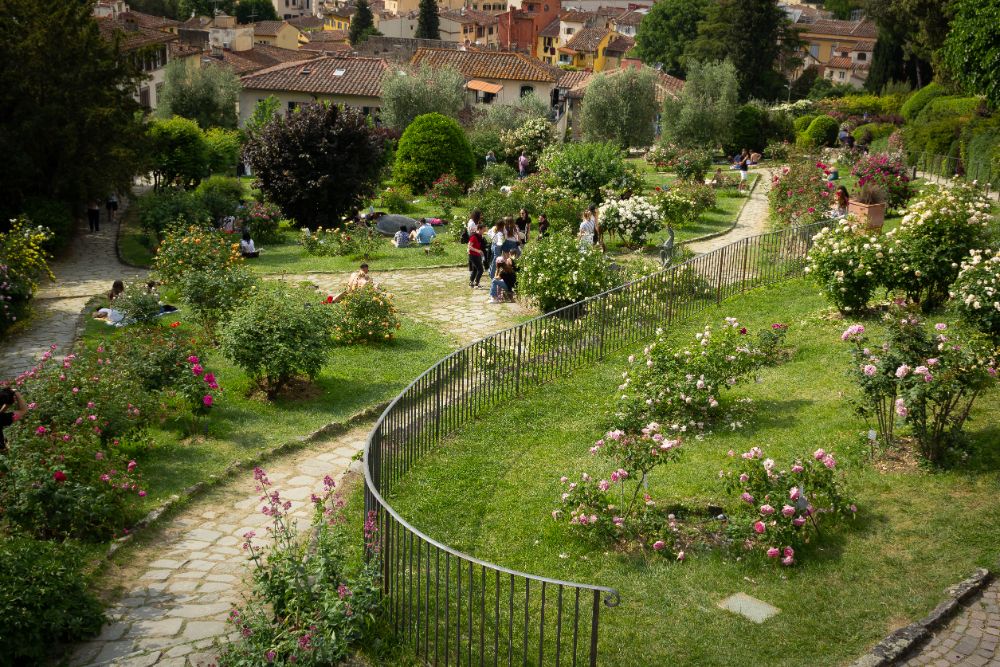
[721,398,813,437]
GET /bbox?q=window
[488,26,493,35]
[520,85,534,97]
[838,71,845,80]
[544,4,549,10]
[155,82,163,105]
[139,86,150,108]
[559,54,571,64]
[287,101,299,113]
[857,52,867,61]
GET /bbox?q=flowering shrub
[539,141,633,203]
[427,173,464,218]
[952,249,1000,339]
[218,284,336,396]
[235,201,285,245]
[765,140,791,161]
[768,159,834,226]
[881,183,992,311]
[841,313,997,463]
[517,235,617,313]
[500,116,557,160]
[598,196,662,246]
[332,284,401,344]
[806,218,887,313]
[645,143,682,171]
[302,224,382,261]
[153,224,242,286]
[554,424,689,557]
[851,152,912,210]
[614,318,789,433]
[378,185,412,213]
[673,182,717,215]
[218,469,382,666]
[722,447,856,566]
[0,218,53,335]
[652,189,699,229]
[114,281,162,324]
[468,163,517,194]
[673,148,713,182]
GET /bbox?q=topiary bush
[900,82,945,122]
[804,115,840,147]
[793,114,817,134]
[219,283,337,396]
[0,538,105,664]
[393,113,475,193]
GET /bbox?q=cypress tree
[349,0,376,45]
[415,0,440,40]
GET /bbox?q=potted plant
[848,182,887,233]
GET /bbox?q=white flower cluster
[598,196,663,245]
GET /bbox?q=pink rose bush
[851,152,911,210]
[614,318,789,433]
[723,447,856,566]
[768,159,834,227]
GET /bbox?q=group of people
[464,208,546,303]
[86,193,119,233]
[392,219,437,248]
[92,279,177,326]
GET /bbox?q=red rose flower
[53,470,67,483]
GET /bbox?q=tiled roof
[560,27,609,54]
[239,55,388,97]
[179,16,213,30]
[538,18,560,38]
[440,9,498,25]
[560,10,597,23]
[253,21,290,36]
[410,48,558,82]
[555,68,591,90]
[802,18,877,39]
[96,16,177,51]
[613,9,646,26]
[826,56,853,69]
[604,34,634,55]
[566,68,683,103]
[206,44,320,75]
[126,9,180,31]
[853,39,875,52]
[288,16,325,31]
[169,41,202,59]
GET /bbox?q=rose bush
[598,196,662,246]
[517,235,617,313]
[302,224,382,261]
[851,152,912,210]
[806,218,887,313]
[235,201,285,245]
[0,218,53,335]
[768,159,835,226]
[426,173,464,219]
[673,148,713,182]
[952,249,1000,340]
[331,284,401,344]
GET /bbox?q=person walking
[105,192,119,224]
[737,150,750,193]
[518,151,530,179]
[468,223,486,288]
[578,210,596,252]
[87,200,101,233]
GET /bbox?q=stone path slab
[687,169,774,256]
[902,580,1000,666]
[718,592,780,624]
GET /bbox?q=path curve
[901,579,1000,665]
[686,168,774,255]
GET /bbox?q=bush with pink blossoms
[841,307,997,463]
[722,446,856,566]
[768,159,835,227]
[613,318,789,434]
[851,152,912,210]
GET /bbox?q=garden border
[363,217,829,666]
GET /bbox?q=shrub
[176,263,257,325]
[900,82,945,122]
[135,188,211,240]
[882,183,992,311]
[840,314,997,463]
[765,140,791,161]
[517,235,616,312]
[469,163,518,193]
[332,284,401,344]
[914,95,982,125]
[645,143,682,171]
[0,538,105,663]
[768,159,834,226]
[148,115,210,187]
[652,189,698,229]
[672,182,717,215]
[0,218,52,336]
[511,175,590,233]
[792,114,817,133]
[613,318,789,433]
[467,127,504,170]
[194,175,243,223]
[598,196,662,246]
[851,123,896,142]
[218,284,337,395]
[235,201,285,245]
[806,218,886,313]
[952,249,1000,340]
[302,224,382,261]
[850,152,912,210]
[114,280,162,324]
[378,184,412,213]
[153,224,242,286]
[394,113,475,193]
[673,148,713,182]
[903,116,966,161]
[539,141,631,203]
[426,173,464,218]
[500,117,557,160]
[962,119,1000,185]
[728,103,769,154]
[22,198,74,253]
[204,127,241,175]
[804,115,840,147]
[722,446,855,566]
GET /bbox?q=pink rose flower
[203,395,214,407]
[813,448,825,460]
[781,505,795,517]
[759,504,775,516]
[766,547,780,558]
[753,521,765,534]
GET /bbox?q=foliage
[651,189,699,229]
[302,224,382,261]
[177,264,258,326]
[953,250,1000,340]
[379,64,465,130]
[614,318,788,432]
[0,538,105,664]
[0,218,53,335]
[244,103,388,229]
[940,0,1000,107]
[538,141,631,204]
[243,96,281,143]
[217,470,382,666]
[194,175,243,222]
[765,140,791,160]
[114,281,162,325]
[394,113,475,193]
[850,152,912,210]
[645,143,682,171]
[0,0,145,220]
[500,117,557,160]
[722,446,855,565]
[349,0,377,44]
[148,116,210,188]
[154,224,241,286]
[235,201,285,245]
[598,196,663,246]
[427,174,464,218]
[415,0,440,38]
[235,0,278,22]
[135,188,210,240]
[218,283,337,395]
[633,0,709,77]
[672,182,717,214]
[803,115,840,148]
[768,160,834,226]
[21,198,73,253]
[157,59,241,129]
[662,60,738,148]
[517,235,616,312]
[900,82,946,122]
[469,163,518,193]
[205,127,242,175]
[580,68,660,148]
[840,313,998,463]
[851,123,897,143]
[378,184,412,213]
[332,284,401,344]
[792,114,818,133]
[806,218,886,313]
[673,148,713,182]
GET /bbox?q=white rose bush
[598,196,663,246]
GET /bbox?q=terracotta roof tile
[555,68,591,90]
[96,16,177,51]
[440,9,498,25]
[125,9,180,31]
[853,39,875,52]
[560,10,597,23]
[538,18,560,38]
[613,9,646,26]
[169,41,202,58]
[560,27,609,54]
[410,48,557,82]
[288,16,325,31]
[604,34,634,55]
[239,55,388,97]
[253,21,291,36]
[206,45,321,75]
[826,56,854,69]
[803,18,877,39]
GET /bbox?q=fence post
[434,364,442,441]
[715,245,726,305]
[597,297,607,360]
[515,326,523,394]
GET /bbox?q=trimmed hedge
[852,122,897,142]
[793,114,817,133]
[805,115,840,147]
[900,82,946,122]
[914,96,983,125]
[393,113,475,193]
[963,120,1000,185]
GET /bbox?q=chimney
[211,44,223,57]
[122,12,139,31]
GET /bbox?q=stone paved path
[686,169,774,256]
[902,580,1000,666]
[0,208,147,380]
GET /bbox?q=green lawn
[384,278,1000,666]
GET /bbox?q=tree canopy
[633,0,709,77]
[178,0,235,17]
[864,0,953,80]
[661,59,739,149]
[157,60,241,129]
[0,0,146,219]
[235,0,278,23]
[415,0,440,39]
[379,64,465,130]
[243,104,389,229]
[580,68,660,148]
[940,0,1000,108]
[349,0,377,44]
[148,116,210,188]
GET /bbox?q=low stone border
[850,566,994,667]
[677,172,763,250]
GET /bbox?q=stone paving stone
[906,580,1000,666]
[717,592,780,624]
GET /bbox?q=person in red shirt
[468,223,486,288]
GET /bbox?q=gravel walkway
[686,169,774,255]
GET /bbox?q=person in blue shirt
[415,218,436,245]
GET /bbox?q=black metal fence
[907,151,998,196]
[363,220,828,666]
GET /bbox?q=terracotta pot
[848,201,886,233]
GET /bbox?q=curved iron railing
[364,219,828,666]
[906,151,998,196]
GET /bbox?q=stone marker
[718,592,780,623]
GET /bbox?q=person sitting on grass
[93,279,125,324]
[240,230,260,258]
[489,250,516,303]
[331,263,371,303]
[415,218,436,245]
[710,167,725,188]
[393,226,410,248]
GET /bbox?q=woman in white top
[488,221,505,278]
[578,211,596,252]
[240,230,259,257]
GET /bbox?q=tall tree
[157,60,242,129]
[243,104,389,229]
[940,0,1000,108]
[865,32,931,93]
[349,0,376,45]
[178,0,235,17]
[686,0,799,101]
[864,0,953,85]
[380,64,465,130]
[0,0,146,220]
[661,60,739,149]
[415,0,440,40]
[633,0,709,77]
[580,68,660,148]
[235,0,278,23]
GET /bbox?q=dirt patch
[246,376,324,402]
[873,442,922,473]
